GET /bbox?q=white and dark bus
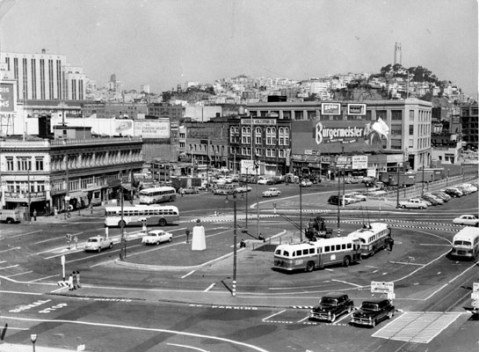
[450,227,479,260]
[273,237,361,272]
[347,222,391,257]
[104,205,179,227]
[139,186,176,204]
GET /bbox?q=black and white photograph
[0,0,478,351]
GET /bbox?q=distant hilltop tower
[394,42,402,65]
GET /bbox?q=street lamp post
[232,192,237,296]
[27,166,31,223]
[30,334,37,352]
[299,176,303,241]
[120,187,126,259]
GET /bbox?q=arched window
[266,127,276,145]
[255,127,262,144]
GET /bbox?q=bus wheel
[343,256,350,267]
[159,219,167,226]
[118,220,126,228]
[305,261,315,272]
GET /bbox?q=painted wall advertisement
[0,82,15,112]
[134,120,170,138]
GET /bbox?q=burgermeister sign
[315,121,367,144]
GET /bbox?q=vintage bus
[273,237,361,272]
[347,222,391,257]
[450,227,479,260]
[104,205,179,227]
[139,186,176,204]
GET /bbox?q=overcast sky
[1,0,477,96]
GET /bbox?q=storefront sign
[240,118,277,125]
[0,82,15,112]
[321,103,341,115]
[352,155,368,169]
[315,122,365,144]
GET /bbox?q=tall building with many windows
[0,50,86,102]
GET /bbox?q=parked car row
[327,192,368,206]
[309,293,395,328]
[399,183,477,209]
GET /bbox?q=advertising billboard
[348,103,366,115]
[114,119,134,136]
[321,103,341,115]
[134,120,170,138]
[0,82,15,112]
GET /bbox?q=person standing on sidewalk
[32,209,37,221]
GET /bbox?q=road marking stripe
[331,279,362,288]
[28,274,60,283]
[0,316,271,352]
[262,310,286,322]
[389,261,425,266]
[204,283,215,292]
[0,265,19,270]
[167,343,209,352]
[181,270,196,279]
[7,271,33,278]
[9,230,42,239]
[0,247,20,253]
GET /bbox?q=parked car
[461,183,478,193]
[310,293,355,322]
[422,194,443,206]
[351,299,395,327]
[84,236,114,253]
[444,188,463,197]
[432,191,451,202]
[213,188,235,195]
[234,185,252,193]
[142,229,173,245]
[328,195,351,206]
[182,187,199,195]
[257,177,269,185]
[452,214,479,227]
[398,198,428,209]
[300,180,313,187]
[262,187,281,198]
[456,184,473,195]
[346,192,367,202]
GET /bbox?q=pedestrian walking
[68,273,74,291]
[179,188,184,197]
[32,209,37,221]
[386,235,394,251]
[185,229,190,244]
[75,271,81,288]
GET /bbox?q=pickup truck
[84,236,114,252]
[351,299,395,327]
[310,293,354,322]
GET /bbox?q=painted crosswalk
[372,311,464,344]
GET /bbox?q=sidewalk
[0,343,76,352]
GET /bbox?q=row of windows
[6,181,46,193]
[106,209,178,216]
[6,157,44,171]
[277,242,354,257]
[236,147,287,158]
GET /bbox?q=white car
[262,187,281,197]
[345,192,367,202]
[234,185,252,193]
[257,177,269,185]
[84,236,114,252]
[398,198,428,209]
[452,215,479,227]
[300,180,313,187]
[142,230,173,245]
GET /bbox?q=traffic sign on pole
[371,281,394,294]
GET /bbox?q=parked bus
[104,205,179,227]
[347,222,391,257]
[450,227,479,260]
[139,186,176,204]
[273,237,361,272]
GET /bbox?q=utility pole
[396,162,400,208]
[27,166,31,223]
[299,176,303,241]
[232,192,237,297]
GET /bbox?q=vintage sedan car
[213,188,235,195]
[262,187,281,198]
[346,192,367,202]
[84,236,114,252]
[310,294,354,322]
[142,229,173,245]
[351,299,395,327]
[421,194,443,206]
[234,185,252,193]
[300,180,313,187]
[398,198,428,209]
[453,214,479,227]
[432,191,451,202]
[182,187,199,195]
[444,187,464,197]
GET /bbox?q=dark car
[328,195,344,206]
[351,299,395,327]
[310,294,354,322]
